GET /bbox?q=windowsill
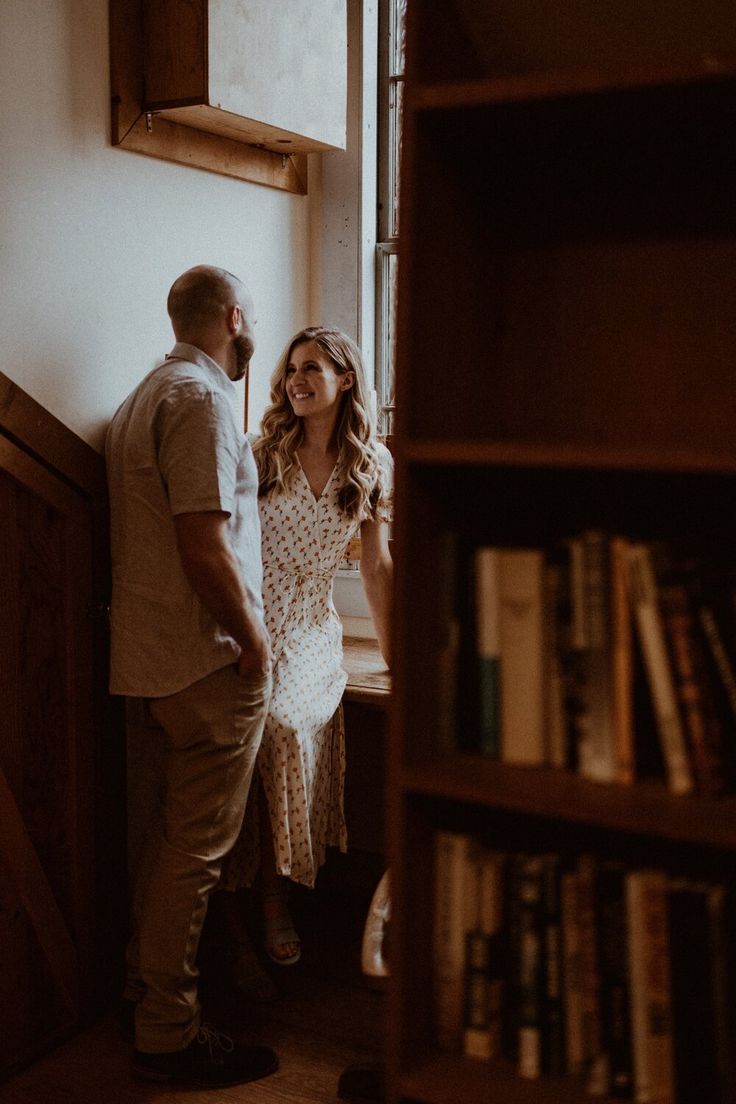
[343,636,391,705]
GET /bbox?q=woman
[219,326,392,973]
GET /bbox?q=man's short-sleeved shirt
[106,342,265,697]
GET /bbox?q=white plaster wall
[0,0,314,451]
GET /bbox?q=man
[106,265,277,1087]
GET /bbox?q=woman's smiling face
[285,339,353,416]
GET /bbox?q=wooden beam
[0,373,105,501]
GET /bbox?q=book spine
[698,602,736,722]
[516,853,545,1079]
[576,853,607,1096]
[597,861,633,1098]
[462,847,506,1060]
[540,853,565,1077]
[474,547,501,757]
[626,869,675,1104]
[435,531,460,753]
[545,560,569,769]
[668,878,731,1103]
[482,850,507,1063]
[610,535,635,785]
[705,882,732,1097]
[499,549,547,766]
[627,544,694,796]
[502,852,523,1064]
[559,537,590,773]
[658,581,728,795]
[561,867,585,1076]
[433,829,470,1050]
[578,530,617,783]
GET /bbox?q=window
[375,0,407,435]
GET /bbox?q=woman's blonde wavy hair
[254,326,385,520]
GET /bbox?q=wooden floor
[0,861,386,1104]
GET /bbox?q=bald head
[167,265,248,341]
[166,265,256,381]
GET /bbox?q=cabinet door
[0,436,113,1076]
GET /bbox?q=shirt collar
[166,342,234,389]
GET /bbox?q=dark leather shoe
[133,1024,278,1087]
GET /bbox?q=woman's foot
[263,879,301,966]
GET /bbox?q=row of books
[438,531,736,795]
[433,829,732,1102]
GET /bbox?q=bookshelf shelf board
[401,1053,603,1104]
[398,438,736,474]
[412,62,736,112]
[401,759,736,850]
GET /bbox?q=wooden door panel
[0,409,116,1077]
[0,849,70,1074]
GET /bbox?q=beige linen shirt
[106,342,265,697]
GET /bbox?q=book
[626,868,675,1104]
[502,851,523,1064]
[687,564,736,776]
[596,861,633,1098]
[515,853,546,1079]
[540,853,565,1077]
[561,866,585,1076]
[658,579,729,796]
[498,549,547,766]
[555,537,591,773]
[610,535,635,786]
[473,547,501,756]
[433,829,472,1050]
[544,557,569,769]
[668,878,731,1104]
[627,544,694,796]
[462,846,506,1060]
[435,531,461,753]
[576,852,607,1095]
[579,530,615,783]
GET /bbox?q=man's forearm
[181,543,263,652]
[173,511,264,655]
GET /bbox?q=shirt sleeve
[156,387,242,516]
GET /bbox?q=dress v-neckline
[296,453,338,502]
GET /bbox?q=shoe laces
[196,1024,234,1060]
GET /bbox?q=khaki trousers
[125,663,271,1053]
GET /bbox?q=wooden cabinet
[144,0,347,154]
[387,3,736,1102]
[110,0,348,192]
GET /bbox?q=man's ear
[227,305,241,334]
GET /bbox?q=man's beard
[233,333,254,381]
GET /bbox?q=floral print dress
[221,443,392,889]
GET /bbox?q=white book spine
[627,544,693,796]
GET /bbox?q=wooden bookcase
[387,3,736,1102]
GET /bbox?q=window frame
[375,0,406,435]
